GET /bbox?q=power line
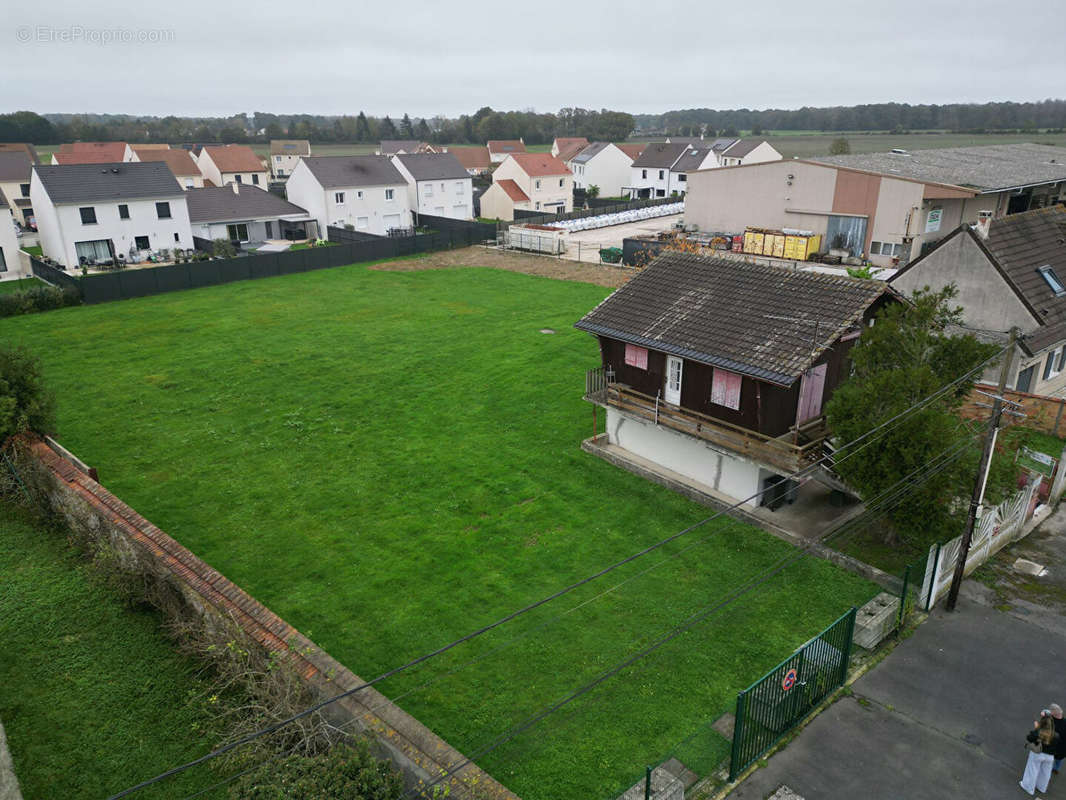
[109,345,1007,799]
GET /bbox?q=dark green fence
[729,607,856,780]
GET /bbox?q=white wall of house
[30,175,192,268]
[606,406,762,506]
[191,220,270,242]
[271,154,304,179]
[0,206,22,280]
[478,182,527,221]
[177,174,205,189]
[0,179,32,225]
[195,151,268,189]
[285,161,411,236]
[569,144,633,197]
[719,141,782,167]
[390,160,473,220]
[628,163,682,199]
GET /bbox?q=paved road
[730,526,1066,800]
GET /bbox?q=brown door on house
[796,364,828,424]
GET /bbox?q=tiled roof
[672,147,712,172]
[34,162,184,204]
[0,151,32,182]
[575,251,890,385]
[202,145,265,174]
[814,143,1066,192]
[392,152,469,181]
[615,143,646,161]
[449,146,491,170]
[496,179,529,202]
[557,140,591,162]
[487,140,526,155]
[270,139,311,156]
[56,142,129,163]
[631,142,689,169]
[379,140,425,155]
[133,147,201,177]
[185,185,309,223]
[300,155,407,188]
[570,142,610,165]
[0,143,39,163]
[722,139,766,159]
[508,152,570,177]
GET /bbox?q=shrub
[0,284,81,319]
[212,238,238,259]
[228,740,402,800]
[0,345,56,442]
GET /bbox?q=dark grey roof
[722,139,766,159]
[632,142,689,169]
[300,155,407,189]
[814,143,1066,192]
[666,136,705,146]
[0,152,32,182]
[379,140,423,155]
[184,185,309,223]
[34,162,184,204]
[393,152,469,181]
[710,137,740,152]
[672,147,712,172]
[571,142,611,165]
[575,251,890,385]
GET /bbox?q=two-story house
[285,155,412,236]
[576,251,894,507]
[478,153,572,221]
[627,143,704,199]
[131,147,204,189]
[567,142,642,198]
[0,151,34,228]
[195,145,269,188]
[269,139,311,180]
[31,162,193,268]
[52,141,135,165]
[390,153,473,221]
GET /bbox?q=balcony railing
[589,376,827,475]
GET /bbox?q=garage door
[453,205,469,218]
[383,214,401,232]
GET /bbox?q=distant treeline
[3,100,1064,147]
[0,107,634,146]
[635,100,1066,135]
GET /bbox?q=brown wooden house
[575,251,896,506]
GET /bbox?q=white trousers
[1021,750,1055,794]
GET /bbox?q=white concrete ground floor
[562,213,683,263]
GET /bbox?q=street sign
[782,668,798,691]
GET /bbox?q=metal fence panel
[729,608,856,780]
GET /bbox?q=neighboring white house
[131,147,205,189]
[285,155,413,236]
[31,162,193,268]
[0,197,24,282]
[185,184,317,245]
[487,139,526,164]
[0,151,34,227]
[566,142,639,198]
[269,139,311,180]
[551,137,588,159]
[627,139,782,199]
[479,153,572,221]
[195,145,269,188]
[390,153,473,221]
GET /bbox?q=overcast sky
[5,0,1064,119]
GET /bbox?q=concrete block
[853,592,900,650]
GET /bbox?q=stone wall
[959,383,1066,437]
[15,434,518,800]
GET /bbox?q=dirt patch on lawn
[368,246,635,288]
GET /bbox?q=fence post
[840,607,856,687]
[729,691,747,781]
[644,765,652,800]
[924,542,941,611]
[897,564,911,631]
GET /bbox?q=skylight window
[1039,265,1066,296]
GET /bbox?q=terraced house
[285,155,412,236]
[577,251,895,508]
[195,144,268,188]
[479,153,572,221]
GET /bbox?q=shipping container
[743,227,821,261]
[743,230,764,254]
[784,233,821,260]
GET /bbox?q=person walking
[1051,703,1066,775]
[1021,711,1060,795]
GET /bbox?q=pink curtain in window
[711,368,742,410]
[625,344,648,370]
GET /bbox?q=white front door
[664,356,683,405]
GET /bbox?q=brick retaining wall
[16,434,518,800]
[960,384,1066,437]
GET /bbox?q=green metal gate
[729,607,856,780]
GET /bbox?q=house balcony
[584,366,828,476]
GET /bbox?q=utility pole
[946,326,1017,611]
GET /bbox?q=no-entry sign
[782,668,798,691]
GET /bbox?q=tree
[416,118,431,140]
[264,122,284,140]
[230,740,402,800]
[399,113,414,138]
[829,137,851,155]
[379,116,397,139]
[355,112,371,143]
[587,184,600,199]
[824,286,1010,549]
[751,124,763,135]
[0,346,55,443]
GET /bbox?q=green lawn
[0,503,215,799]
[0,261,878,798]
[0,278,45,295]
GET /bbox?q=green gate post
[925,543,941,611]
[729,691,747,781]
[644,765,652,800]
[897,564,912,631]
[840,607,857,688]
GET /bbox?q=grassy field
[0,503,215,799]
[0,277,45,294]
[0,260,878,798]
